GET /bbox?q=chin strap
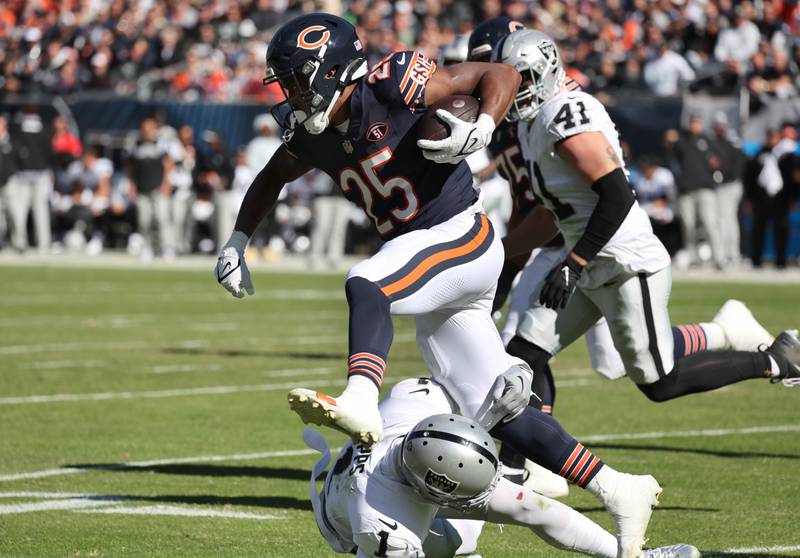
[303,58,367,135]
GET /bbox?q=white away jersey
[518,91,670,286]
[315,378,457,557]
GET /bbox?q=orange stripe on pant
[380,214,490,298]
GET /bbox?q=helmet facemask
[493,31,565,122]
[265,47,367,135]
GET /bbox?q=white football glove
[479,362,533,428]
[417,111,496,164]
[215,231,254,299]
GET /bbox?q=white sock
[341,374,380,400]
[768,355,782,378]
[585,464,621,502]
[486,478,616,558]
[699,322,727,350]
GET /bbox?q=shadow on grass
[130,493,311,511]
[162,346,344,360]
[67,463,310,481]
[587,442,800,461]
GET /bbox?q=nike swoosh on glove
[215,231,254,299]
[417,111,495,164]
[539,257,582,310]
[490,362,534,423]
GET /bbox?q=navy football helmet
[265,13,368,134]
[467,17,525,62]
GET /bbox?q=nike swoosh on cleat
[379,518,398,530]
[408,388,430,395]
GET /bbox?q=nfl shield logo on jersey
[424,469,459,494]
[366,122,388,142]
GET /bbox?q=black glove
[492,259,523,313]
[539,257,583,309]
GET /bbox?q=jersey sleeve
[542,92,612,143]
[367,50,437,112]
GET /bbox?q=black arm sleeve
[571,167,635,263]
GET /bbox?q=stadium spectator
[714,2,762,71]
[709,112,746,267]
[166,124,197,255]
[0,115,16,250]
[245,114,282,174]
[643,39,696,96]
[666,115,724,268]
[196,130,235,249]
[7,106,53,253]
[54,147,113,255]
[747,128,798,269]
[127,117,175,260]
[307,171,353,269]
[632,157,681,256]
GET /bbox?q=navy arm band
[571,167,635,263]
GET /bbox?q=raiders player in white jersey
[493,29,800,404]
[304,377,699,558]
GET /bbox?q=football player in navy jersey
[215,16,690,556]
[216,12,525,446]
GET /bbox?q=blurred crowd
[0,108,798,268]
[1,0,798,101]
[0,0,799,268]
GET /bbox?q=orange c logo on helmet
[297,25,331,50]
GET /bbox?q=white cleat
[601,473,662,558]
[287,388,383,446]
[713,299,774,352]
[642,544,701,558]
[523,459,570,499]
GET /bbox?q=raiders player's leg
[416,289,663,558]
[586,266,800,401]
[288,209,499,444]
[584,317,627,380]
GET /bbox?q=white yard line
[723,545,800,554]
[77,504,283,520]
[17,360,107,370]
[0,493,284,519]
[0,378,350,405]
[146,364,223,374]
[0,497,122,514]
[2,423,798,484]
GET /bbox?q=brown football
[417,95,480,142]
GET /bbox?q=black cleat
[766,330,800,386]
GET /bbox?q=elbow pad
[571,167,635,263]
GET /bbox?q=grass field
[0,264,798,558]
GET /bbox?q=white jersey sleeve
[520,91,670,287]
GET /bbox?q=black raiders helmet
[467,16,525,62]
[264,13,368,134]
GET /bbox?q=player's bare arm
[424,62,520,124]
[554,131,632,267]
[417,62,520,164]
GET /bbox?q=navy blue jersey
[488,120,536,216]
[278,51,477,240]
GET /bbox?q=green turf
[0,266,798,557]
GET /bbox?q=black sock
[638,351,773,402]
[507,336,555,412]
[491,405,604,488]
